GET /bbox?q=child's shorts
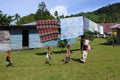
[66,57,70,61]
[6,61,9,65]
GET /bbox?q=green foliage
[88,2,120,23]
[84,30,94,42]
[107,32,117,45]
[64,2,120,23]
[82,13,99,22]
[0,11,13,26]
[1,2,120,25]
[57,39,67,50]
[16,13,35,25]
[107,35,114,44]
[14,13,20,22]
[16,1,55,25]
[54,11,60,21]
[35,10,54,20]
[35,1,54,20]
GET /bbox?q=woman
[80,36,90,63]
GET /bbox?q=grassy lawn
[0,38,120,80]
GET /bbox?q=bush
[84,30,94,42]
[57,39,67,51]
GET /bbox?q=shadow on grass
[99,42,118,47]
[52,48,80,54]
[52,50,66,54]
[35,52,47,56]
[99,42,112,45]
[35,48,80,56]
[71,58,81,63]
[35,50,66,56]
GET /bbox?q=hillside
[16,2,120,25]
[67,2,120,23]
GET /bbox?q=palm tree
[54,10,59,21]
[0,14,13,26]
[14,13,20,22]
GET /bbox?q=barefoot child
[65,45,71,63]
[45,47,51,65]
[6,50,12,67]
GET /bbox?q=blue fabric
[88,20,94,32]
[83,17,89,31]
[60,17,84,40]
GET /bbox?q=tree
[38,1,47,11]
[59,14,64,18]
[14,13,20,22]
[54,10,60,21]
[0,11,13,26]
[16,2,55,25]
[84,31,94,42]
[16,13,35,25]
[35,1,54,20]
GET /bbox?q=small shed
[110,24,120,44]
[0,22,75,52]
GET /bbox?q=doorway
[22,30,29,47]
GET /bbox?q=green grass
[0,38,120,80]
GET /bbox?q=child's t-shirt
[66,49,70,57]
[46,53,49,58]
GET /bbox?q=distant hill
[66,2,120,23]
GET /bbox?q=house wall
[42,37,75,47]
[10,30,22,49]
[9,29,76,50]
[29,30,42,48]
[29,30,75,48]
[0,30,11,52]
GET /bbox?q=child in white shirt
[45,47,51,65]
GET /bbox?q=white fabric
[81,51,88,62]
[46,53,49,58]
[84,39,90,46]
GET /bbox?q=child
[65,45,71,63]
[6,50,12,67]
[45,47,51,65]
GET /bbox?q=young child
[6,50,12,67]
[45,47,51,65]
[65,45,71,63]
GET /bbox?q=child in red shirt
[65,45,70,63]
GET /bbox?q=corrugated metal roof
[110,24,120,29]
[22,22,36,26]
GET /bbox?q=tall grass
[0,38,120,80]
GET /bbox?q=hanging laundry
[36,20,60,43]
[60,16,84,40]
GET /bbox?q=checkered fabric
[36,20,60,43]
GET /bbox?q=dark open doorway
[22,30,29,47]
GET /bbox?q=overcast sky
[0,0,120,17]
